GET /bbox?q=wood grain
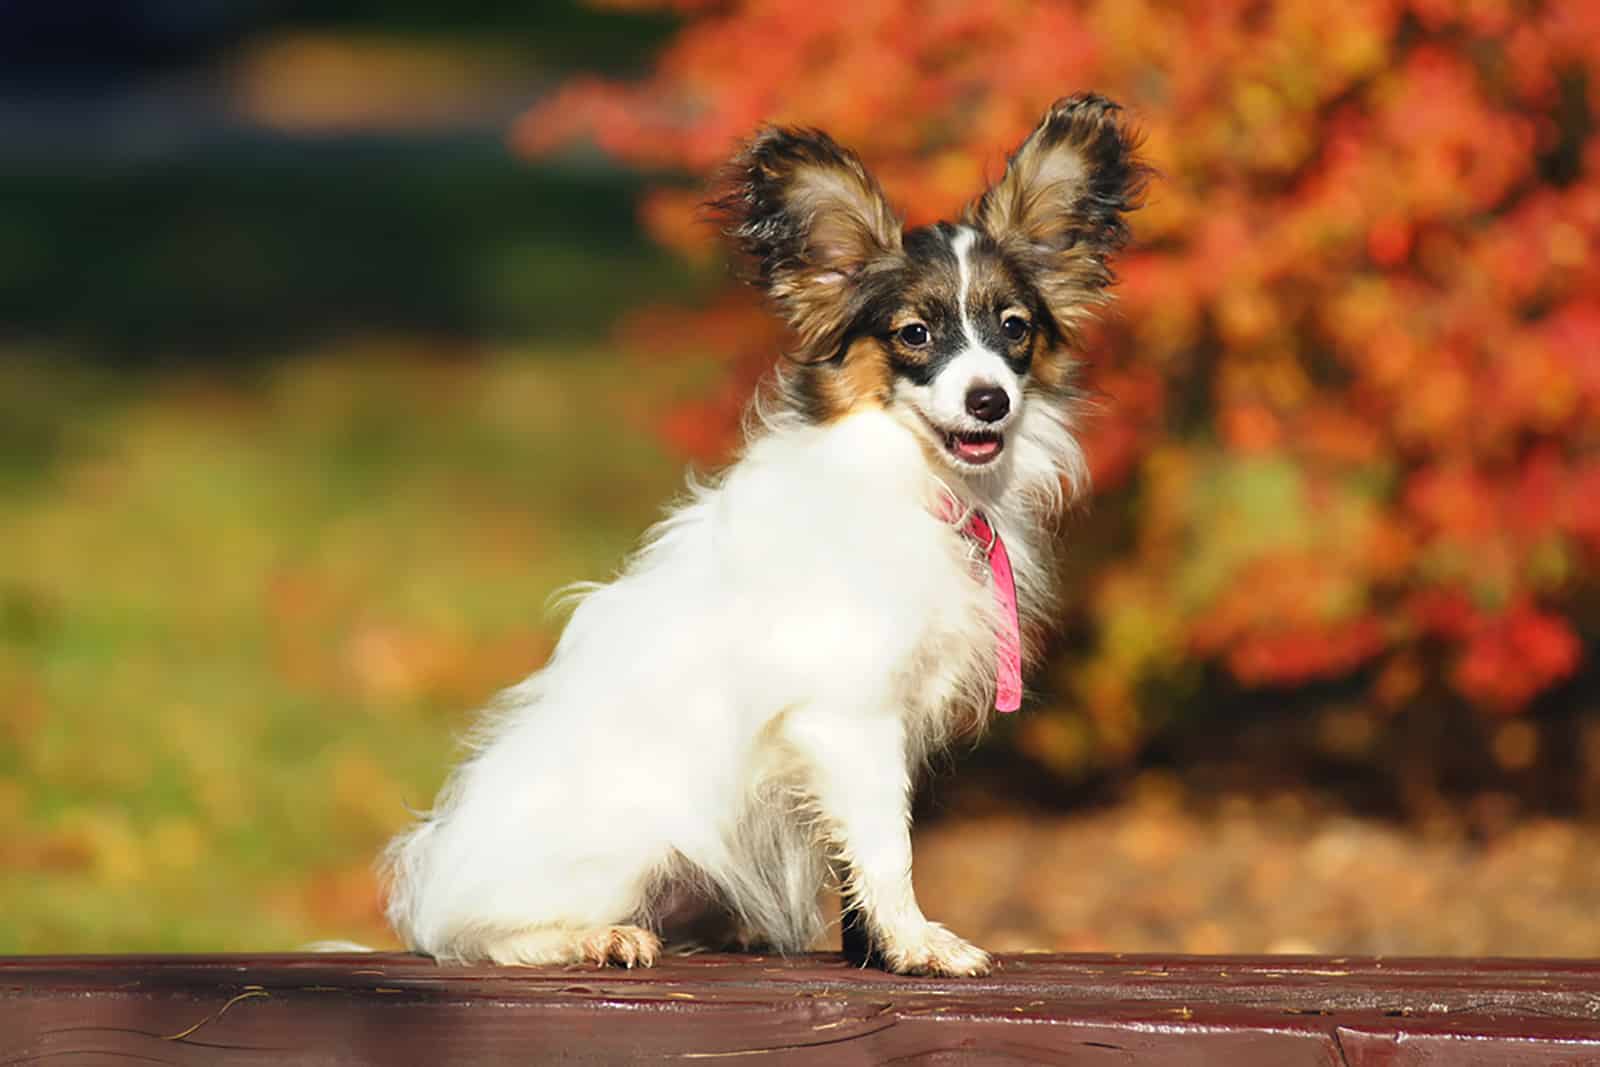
[5,952,1600,1064]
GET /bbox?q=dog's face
[716,94,1147,478]
[871,223,1049,472]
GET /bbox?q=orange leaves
[1227,619,1388,688]
[1366,216,1413,268]
[1079,363,1165,490]
[523,0,1112,207]
[522,0,1599,735]
[1368,45,1536,220]
[1406,463,1501,543]
[1569,460,1600,555]
[1543,306,1600,416]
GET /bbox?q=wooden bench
[7,952,1600,1063]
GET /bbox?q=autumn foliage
[521,0,1599,766]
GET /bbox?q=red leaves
[1406,591,1582,712]
[523,0,1599,725]
[1453,605,1583,713]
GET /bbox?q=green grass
[0,343,696,952]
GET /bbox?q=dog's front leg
[785,708,992,977]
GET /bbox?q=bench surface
[6,952,1600,1064]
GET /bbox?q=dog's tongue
[953,435,1001,463]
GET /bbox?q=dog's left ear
[714,128,903,357]
[968,94,1150,338]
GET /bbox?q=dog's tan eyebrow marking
[804,334,896,422]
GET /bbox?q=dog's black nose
[965,385,1010,423]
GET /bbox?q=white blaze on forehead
[922,225,1021,430]
[950,226,984,354]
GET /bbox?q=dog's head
[715,95,1148,481]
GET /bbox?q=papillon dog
[383,94,1147,976]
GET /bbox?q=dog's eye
[897,322,930,348]
[1001,315,1031,342]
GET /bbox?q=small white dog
[383,94,1146,976]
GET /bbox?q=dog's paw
[578,925,662,969]
[880,922,993,978]
[478,924,661,968]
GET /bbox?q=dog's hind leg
[453,923,662,968]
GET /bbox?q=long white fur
[382,231,1087,976]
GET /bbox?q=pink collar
[940,498,1024,713]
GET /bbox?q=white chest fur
[384,408,1026,975]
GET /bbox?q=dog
[382,94,1146,977]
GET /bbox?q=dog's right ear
[968,95,1149,340]
[713,128,903,357]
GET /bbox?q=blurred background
[3,0,1597,957]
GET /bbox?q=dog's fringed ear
[714,128,903,358]
[968,94,1150,339]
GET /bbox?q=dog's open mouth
[943,429,1004,465]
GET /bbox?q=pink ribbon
[941,501,1024,713]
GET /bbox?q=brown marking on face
[793,335,895,422]
[1028,340,1075,394]
[885,252,962,375]
[718,95,1144,429]
[959,240,1045,359]
[960,243,1021,320]
[833,335,895,417]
